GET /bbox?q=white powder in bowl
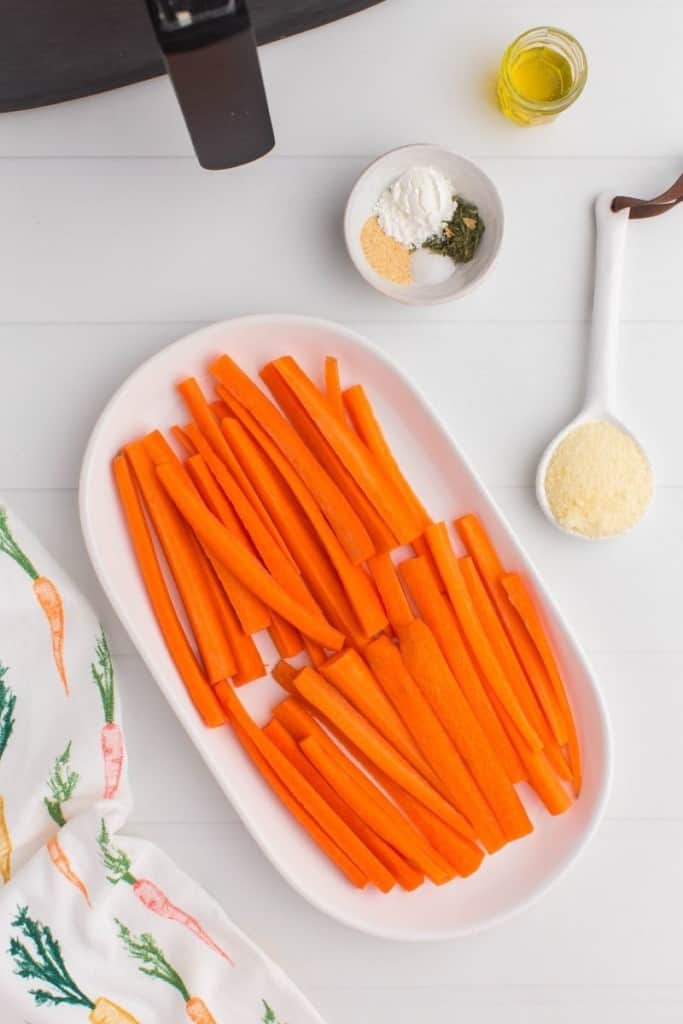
[374,166,456,248]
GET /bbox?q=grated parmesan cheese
[544,419,653,538]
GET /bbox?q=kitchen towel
[0,503,325,1024]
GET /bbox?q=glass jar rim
[499,26,588,114]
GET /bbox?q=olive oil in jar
[497,27,587,125]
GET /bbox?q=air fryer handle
[145,0,274,169]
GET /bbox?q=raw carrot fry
[343,383,431,529]
[178,376,294,567]
[303,637,326,667]
[225,710,366,888]
[172,424,195,455]
[501,573,582,795]
[399,556,524,783]
[219,684,394,889]
[320,648,441,789]
[425,522,542,752]
[367,552,414,631]
[155,460,344,649]
[377,775,484,877]
[269,356,422,544]
[222,416,386,640]
[210,356,374,563]
[113,455,225,727]
[301,737,453,885]
[264,719,422,891]
[364,635,505,853]
[324,356,345,423]
[268,614,305,659]
[199,552,265,685]
[185,454,272,634]
[458,557,573,778]
[126,439,234,686]
[209,399,229,421]
[273,699,453,885]
[461,557,567,745]
[397,619,533,843]
[272,660,298,693]
[249,370,396,553]
[487,689,572,815]
[293,667,475,837]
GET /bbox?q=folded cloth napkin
[0,504,326,1024]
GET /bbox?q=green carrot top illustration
[0,663,16,760]
[92,630,115,724]
[98,819,136,886]
[263,1000,286,1024]
[44,742,80,828]
[9,905,93,1008]
[116,920,191,1003]
[0,507,38,580]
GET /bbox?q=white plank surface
[2,1,683,1020]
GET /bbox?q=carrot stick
[156,460,344,650]
[456,552,573,782]
[303,637,326,667]
[324,356,345,423]
[222,416,386,640]
[425,523,542,752]
[268,614,305,659]
[272,699,451,885]
[269,357,422,545]
[272,660,297,693]
[367,553,414,632]
[178,377,295,566]
[320,648,442,789]
[399,556,524,783]
[171,425,195,455]
[456,517,573,736]
[210,356,374,564]
[218,684,393,889]
[343,383,430,529]
[185,454,272,634]
[364,635,505,853]
[461,557,567,745]
[125,440,234,686]
[248,370,397,553]
[225,711,366,888]
[501,573,582,796]
[264,719,422,891]
[301,737,453,885]
[113,456,226,726]
[397,619,533,843]
[198,552,265,685]
[209,399,229,421]
[487,689,572,815]
[376,775,484,877]
[293,667,475,837]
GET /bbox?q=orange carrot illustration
[47,835,91,907]
[99,820,233,964]
[0,507,68,694]
[91,631,124,800]
[10,906,140,1021]
[0,662,16,883]
[117,919,217,1022]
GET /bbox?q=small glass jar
[497,27,587,125]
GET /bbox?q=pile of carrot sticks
[113,353,581,892]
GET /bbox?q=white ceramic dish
[344,144,504,305]
[80,314,611,940]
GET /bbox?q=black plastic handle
[146,0,274,169]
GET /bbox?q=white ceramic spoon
[536,192,654,538]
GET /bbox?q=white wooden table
[2,2,683,1020]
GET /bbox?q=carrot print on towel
[10,906,140,1021]
[0,662,17,883]
[0,506,68,694]
[91,630,125,800]
[44,741,79,828]
[99,820,233,964]
[117,919,218,1023]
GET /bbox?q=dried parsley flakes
[422,196,485,264]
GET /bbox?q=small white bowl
[344,143,504,305]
